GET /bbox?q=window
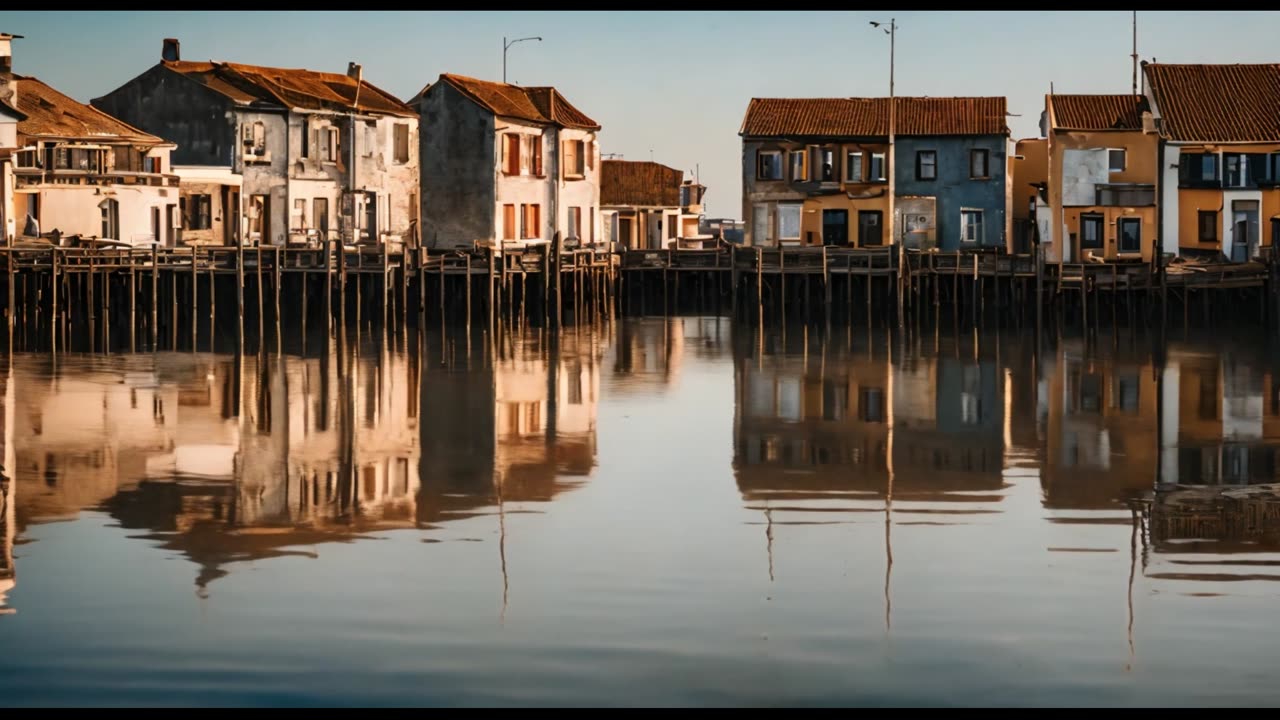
[667,214,677,239]
[777,203,802,241]
[144,156,162,174]
[1118,217,1141,254]
[293,198,307,229]
[54,146,69,169]
[858,386,885,423]
[916,150,937,181]
[502,204,517,241]
[184,194,212,231]
[100,198,120,240]
[870,152,886,181]
[817,147,835,182]
[520,203,541,240]
[586,140,595,171]
[564,139,585,178]
[960,209,984,244]
[247,121,266,156]
[969,149,990,179]
[1199,210,1218,243]
[568,206,582,241]
[393,123,410,164]
[249,194,268,240]
[1080,213,1104,250]
[1096,184,1155,206]
[314,198,330,237]
[531,135,543,176]
[323,127,339,162]
[789,150,807,182]
[846,151,864,182]
[1108,148,1126,173]
[1271,153,1280,184]
[1113,373,1141,412]
[752,204,770,243]
[757,150,782,180]
[1180,153,1218,186]
[503,133,521,175]
[589,207,595,244]
[362,121,376,158]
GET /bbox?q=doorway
[363,191,378,244]
[618,216,635,249]
[822,209,849,246]
[858,210,883,247]
[1231,200,1259,262]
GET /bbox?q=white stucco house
[1,32,177,246]
[413,73,601,250]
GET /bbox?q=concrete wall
[92,64,237,167]
[895,134,1007,251]
[419,81,495,249]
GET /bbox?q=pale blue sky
[4,11,1277,218]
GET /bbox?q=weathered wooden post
[191,245,199,351]
[256,245,265,347]
[51,248,60,354]
[128,253,136,353]
[236,241,245,350]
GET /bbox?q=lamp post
[503,36,542,84]
[870,19,896,250]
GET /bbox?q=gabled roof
[601,160,682,207]
[14,75,165,144]
[739,97,1008,137]
[424,73,600,130]
[1048,94,1145,131]
[1144,63,1280,143]
[161,60,415,118]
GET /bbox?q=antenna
[1131,11,1138,96]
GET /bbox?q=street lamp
[503,35,542,84]
[870,19,896,251]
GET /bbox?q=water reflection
[3,321,1280,704]
[3,327,605,601]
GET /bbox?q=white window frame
[789,150,807,182]
[1108,148,1126,173]
[960,208,984,244]
[777,203,802,242]
[870,152,887,182]
[757,150,782,180]
[846,151,864,183]
[969,148,990,179]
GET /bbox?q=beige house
[1,33,177,246]
[601,159,708,250]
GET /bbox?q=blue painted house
[893,98,1011,252]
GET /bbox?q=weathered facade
[600,159,683,250]
[1144,62,1280,262]
[413,73,601,250]
[1042,94,1159,262]
[92,39,419,248]
[739,97,1009,250]
[0,34,177,246]
[1010,137,1048,255]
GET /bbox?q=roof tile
[740,97,1008,137]
[1144,63,1280,143]
[1048,94,1145,131]
[601,160,682,207]
[163,60,415,117]
[436,74,600,130]
[15,75,164,143]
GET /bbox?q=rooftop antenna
[1131,11,1138,96]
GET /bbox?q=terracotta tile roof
[601,160,682,207]
[1144,63,1280,143]
[1048,94,1145,131]
[14,75,165,143]
[162,60,415,117]
[740,97,1008,137]
[432,73,600,130]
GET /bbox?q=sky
[4,11,1279,219]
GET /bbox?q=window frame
[969,148,990,180]
[503,133,522,176]
[564,139,585,179]
[845,150,864,183]
[776,203,802,242]
[960,208,985,244]
[916,150,937,181]
[1198,210,1218,243]
[789,149,808,182]
[393,123,410,164]
[1117,216,1142,254]
[1079,212,1105,250]
[1108,148,1126,173]
[757,150,783,181]
[870,152,887,182]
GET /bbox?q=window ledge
[969,176,991,181]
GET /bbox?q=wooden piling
[128,256,135,353]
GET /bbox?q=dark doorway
[858,210,883,247]
[822,209,849,246]
[363,191,378,244]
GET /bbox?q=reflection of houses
[734,348,890,501]
[1,367,13,613]
[1145,483,1280,555]
[2,34,178,245]
[1159,346,1280,486]
[1144,62,1280,262]
[890,352,1006,496]
[93,39,420,247]
[611,317,729,396]
[1040,342,1157,509]
[1041,94,1158,263]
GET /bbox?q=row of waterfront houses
[0,35,707,252]
[740,61,1280,263]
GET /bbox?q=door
[166,204,177,246]
[858,210,883,247]
[364,191,378,244]
[822,209,849,246]
[618,217,634,250]
[250,194,270,246]
[151,207,161,247]
[1231,201,1259,262]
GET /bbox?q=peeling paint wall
[418,81,495,249]
[1047,128,1159,261]
[895,135,1008,251]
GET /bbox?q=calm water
[1,319,1279,707]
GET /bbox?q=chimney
[162,38,180,62]
[0,33,21,109]
[347,62,362,80]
